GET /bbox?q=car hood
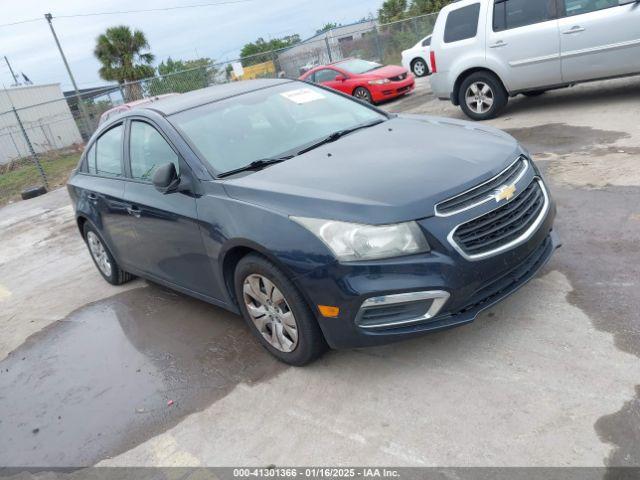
[222,115,522,225]
[365,65,407,79]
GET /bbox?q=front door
[123,119,220,299]
[559,0,640,83]
[314,68,350,95]
[488,0,562,91]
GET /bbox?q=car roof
[143,78,293,115]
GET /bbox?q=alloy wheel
[242,274,299,353]
[413,60,426,77]
[465,82,494,115]
[354,88,371,103]
[87,231,112,277]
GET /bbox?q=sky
[0,0,385,92]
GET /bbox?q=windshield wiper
[218,156,294,178]
[296,119,386,156]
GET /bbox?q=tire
[21,185,47,200]
[353,86,373,104]
[411,58,429,78]
[458,71,508,121]
[523,90,547,97]
[234,253,328,366]
[83,222,134,285]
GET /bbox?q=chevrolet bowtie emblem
[494,184,517,202]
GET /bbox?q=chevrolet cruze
[67,79,558,365]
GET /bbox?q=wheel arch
[453,67,507,106]
[219,240,299,310]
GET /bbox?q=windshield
[169,82,386,175]
[335,59,382,74]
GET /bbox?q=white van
[429,0,640,120]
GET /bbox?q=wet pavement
[0,285,283,466]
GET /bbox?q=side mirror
[335,75,347,82]
[152,163,180,194]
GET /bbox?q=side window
[314,69,340,83]
[494,0,556,32]
[563,0,619,16]
[444,3,481,43]
[95,125,123,177]
[129,121,180,181]
[85,144,96,174]
[422,36,432,47]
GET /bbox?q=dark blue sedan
[67,79,558,365]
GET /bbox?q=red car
[299,58,415,104]
[98,93,179,125]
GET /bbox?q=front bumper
[293,189,558,349]
[370,77,415,102]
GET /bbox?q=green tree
[316,22,340,34]
[408,0,452,16]
[94,26,155,84]
[149,57,217,95]
[377,0,408,23]
[378,0,451,23]
[240,34,301,67]
[157,57,212,75]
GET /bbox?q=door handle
[563,26,585,34]
[88,193,98,202]
[126,206,141,218]
[489,40,507,48]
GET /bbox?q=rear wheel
[83,222,133,285]
[411,58,428,77]
[353,86,373,104]
[458,72,508,121]
[234,253,327,366]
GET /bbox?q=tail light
[430,51,437,74]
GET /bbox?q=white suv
[429,0,640,120]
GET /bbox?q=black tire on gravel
[458,71,508,121]
[21,186,47,200]
[234,253,328,366]
[82,222,134,285]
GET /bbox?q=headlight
[368,79,390,85]
[291,217,430,261]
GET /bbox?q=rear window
[444,3,481,43]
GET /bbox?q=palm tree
[94,26,155,100]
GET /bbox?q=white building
[0,83,83,165]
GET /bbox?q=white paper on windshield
[280,88,325,104]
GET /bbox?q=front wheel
[458,72,508,121]
[411,58,428,77]
[234,254,328,366]
[353,86,373,104]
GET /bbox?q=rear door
[122,118,219,298]
[558,0,640,83]
[488,0,562,91]
[81,123,137,267]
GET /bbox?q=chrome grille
[451,179,546,259]
[435,156,528,216]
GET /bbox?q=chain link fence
[0,12,437,206]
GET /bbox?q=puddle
[0,285,285,466]
[504,123,629,156]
